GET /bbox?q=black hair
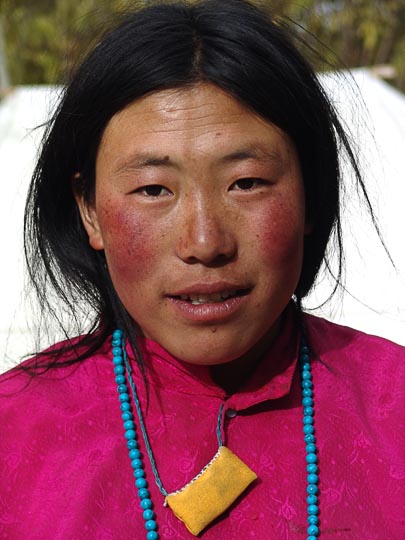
[23,0,374,368]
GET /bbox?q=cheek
[253,197,305,269]
[99,204,159,281]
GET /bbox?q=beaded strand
[111,330,320,539]
[300,342,320,540]
[111,329,159,540]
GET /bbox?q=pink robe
[1,311,404,539]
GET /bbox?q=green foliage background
[1,0,404,90]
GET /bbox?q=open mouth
[171,288,251,305]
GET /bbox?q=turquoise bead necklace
[111,329,320,539]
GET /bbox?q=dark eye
[136,184,171,197]
[231,178,265,191]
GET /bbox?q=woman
[1,1,404,539]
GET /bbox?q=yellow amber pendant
[165,446,257,536]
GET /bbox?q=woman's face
[77,84,310,365]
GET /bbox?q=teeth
[179,290,238,304]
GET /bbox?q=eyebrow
[217,145,284,166]
[114,144,284,173]
[114,154,175,173]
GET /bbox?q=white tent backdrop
[304,70,405,341]
[0,71,404,374]
[0,86,63,373]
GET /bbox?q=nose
[176,195,237,266]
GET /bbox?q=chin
[164,336,254,366]
[178,353,238,367]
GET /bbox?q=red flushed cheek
[99,205,159,281]
[254,199,305,268]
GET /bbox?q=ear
[73,176,105,251]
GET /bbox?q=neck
[209,317,282,395]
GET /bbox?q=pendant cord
[123,339,227,496]
[216,403,225,447]
[122,345,169,497]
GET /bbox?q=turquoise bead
[113,327,153,540]
[127,439,138,449]
[140,496,153,508]
[138,488,150,500]
[114,365,125,375]
[308,504,319,515]
[307,484,318,495]
[299,343,320,537]
[136,478,148,489]
[145,519,157,531]
[308,525,319,536]
[113,329,123,339]
[306,464,318,474]
[143,509,155,520]
[120,402,131,411]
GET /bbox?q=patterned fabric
[0,310,404,540]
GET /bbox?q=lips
[176,289,250,305]
[167,284,251,305]
[165,283,252,323]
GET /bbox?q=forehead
[96,83,296,171]
[105,84,260,131]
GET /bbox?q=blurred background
[0,0,404,372]
[1,0,405,90]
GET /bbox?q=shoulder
[0,336,114,411]
[304,315,405,528]
[0,336,117,477]
[304,312,405,367]
[304,313,405,420]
